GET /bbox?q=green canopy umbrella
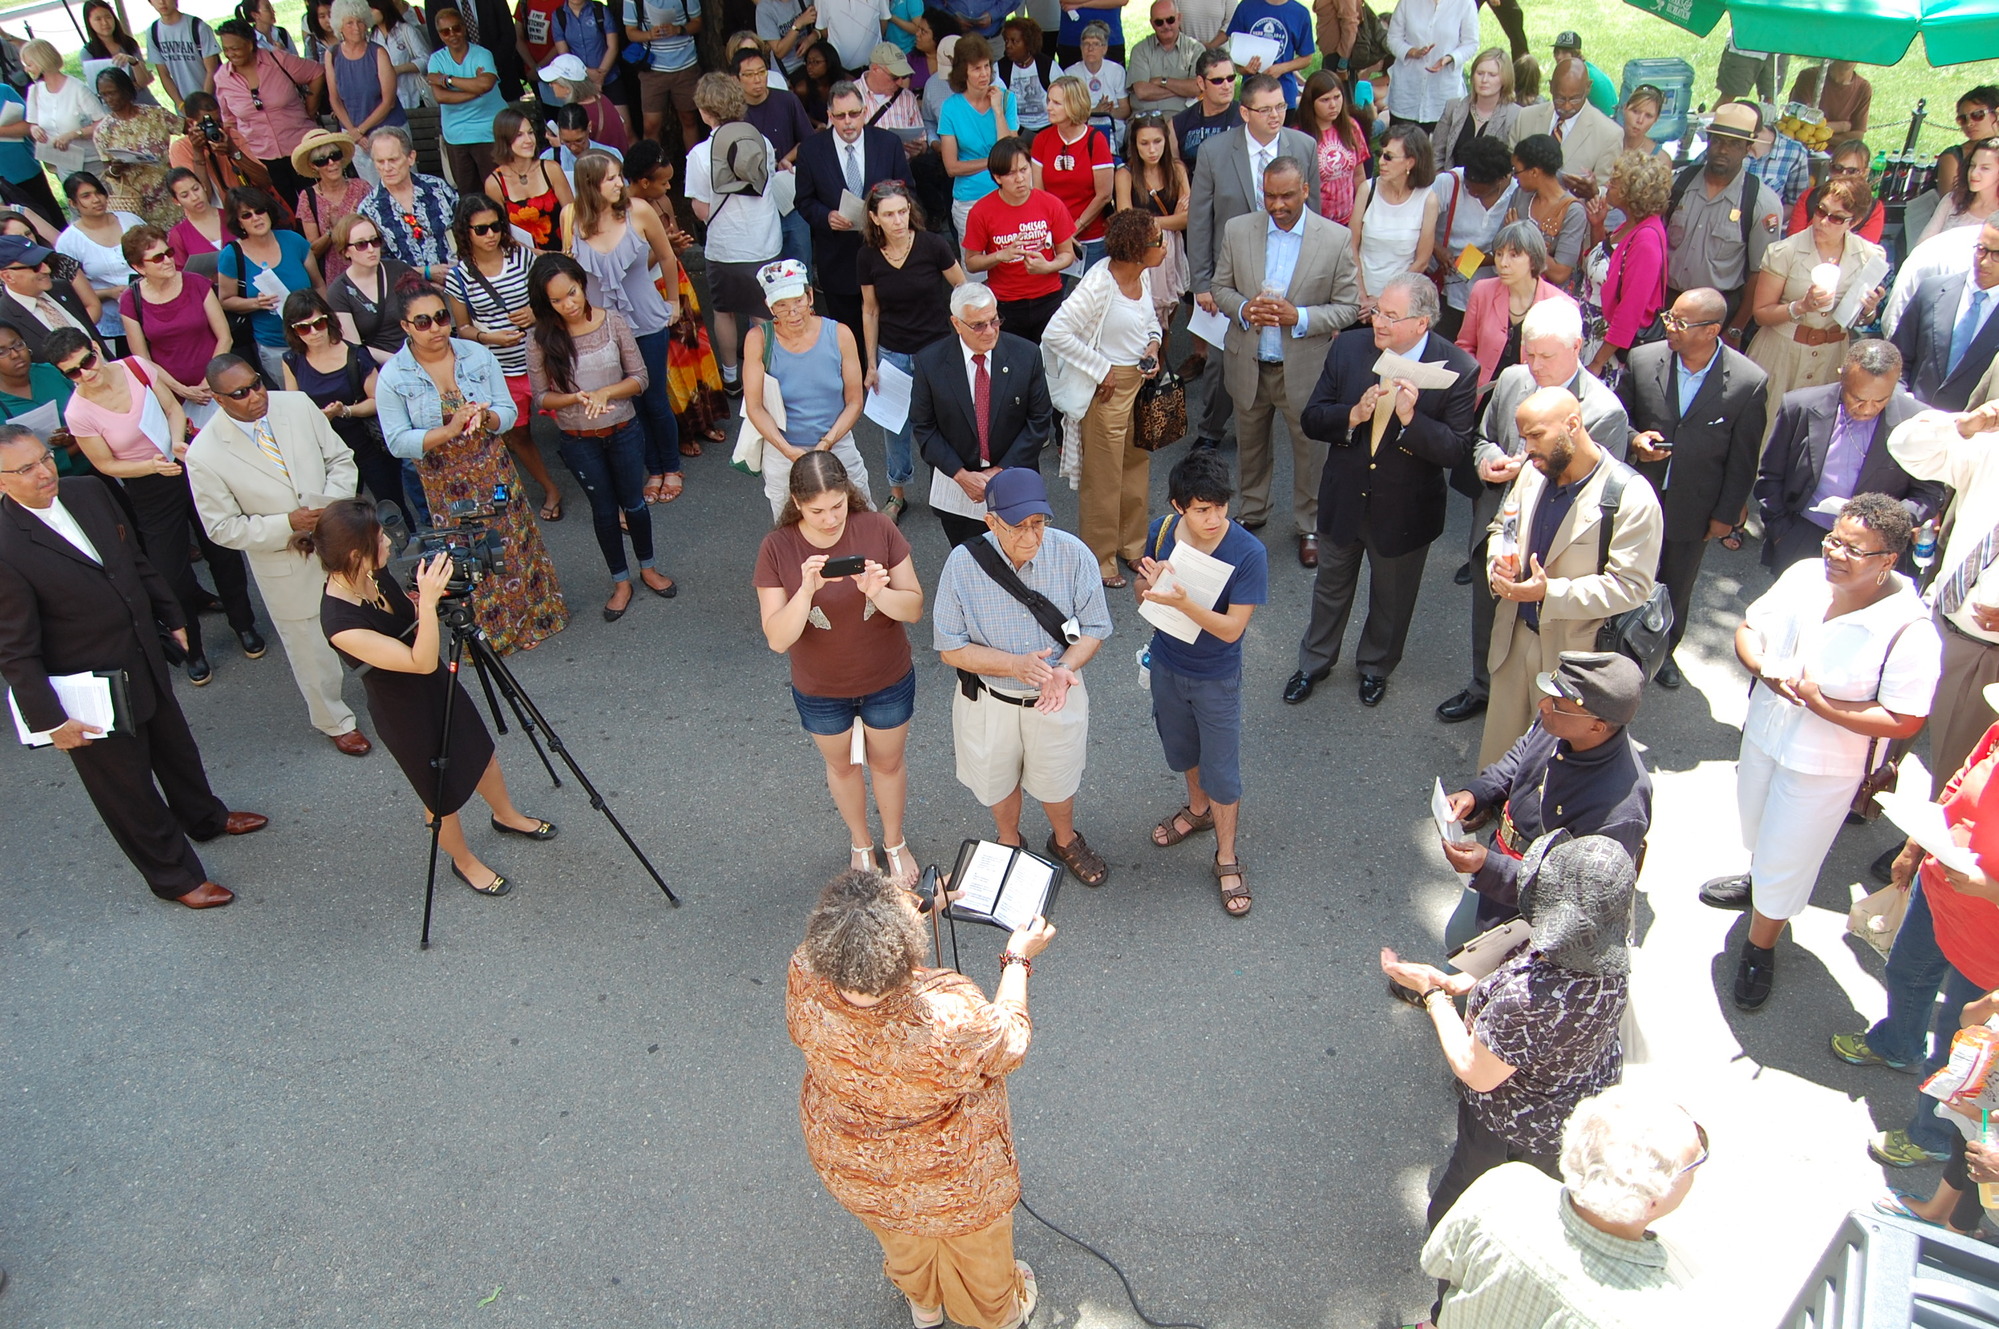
[1622,0,1999,67]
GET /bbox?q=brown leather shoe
[331,730,372,756]
[175,881,234,909]
[1298,533,1319,568]
[224,811,268,835]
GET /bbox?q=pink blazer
[1455,277,1576,388]
[1598,215,1669,352]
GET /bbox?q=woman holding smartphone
[754,451,925,886]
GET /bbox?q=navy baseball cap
[985,468,1054,524]
[0,235,52,269]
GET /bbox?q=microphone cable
[1015,1191,1207,1329]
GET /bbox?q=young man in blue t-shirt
[1223,0,1314,106]
[1133,449,1269,917]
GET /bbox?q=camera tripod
[420,595,679,948]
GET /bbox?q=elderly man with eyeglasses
[1618,287,1769,688]
[0,422,267,910]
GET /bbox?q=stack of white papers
[9,672,115,747]
[1138,541,1236,643]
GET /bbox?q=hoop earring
[1876,570,1890,586]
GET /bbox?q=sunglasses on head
[403,310,448,331]
[291,314,331,334]
[59,350,98,380]
[218,379,262,399]
[468,220,504,235]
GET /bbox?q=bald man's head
[1680,288,1728,324]
[1550,58,1590,115]
[1517,386,1593,482]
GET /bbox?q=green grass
[1117,3,1999,159]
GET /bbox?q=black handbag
[1133,367,1186,452]
[1590,464,1675,680]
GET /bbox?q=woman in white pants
[1705,494,1940,1010]
[742,258,873,519]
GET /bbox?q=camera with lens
[199,115,228,146]
[382,487,511,607]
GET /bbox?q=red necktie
[973,352,991,464]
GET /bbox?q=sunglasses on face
[347,234,381,250]
[1151,15,1176,24]
[217,380,262,399]
[1204,74,1232,84]
[291,314,331,334]
[468,221,504,236]
[403,310,448,331]
[1814,206,1854,224]
[238,207,268,223]
[141,249,172,265]
[310,150,343,167]
[1830,162,1866,176]
[435,23,463,37]
[1681,1122,1710,1174]
[58,351,98,380]
[1964,109,1995,125]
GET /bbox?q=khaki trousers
[1236,360,1322,535]
[1479,618,1560,767]
[269,608,357,737]
[1078,365,1149,578]
[865,1212,1028,1329]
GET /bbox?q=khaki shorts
[951,675,1089,806]
[637,63,700,118]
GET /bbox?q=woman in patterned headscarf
[786,866,1055,1329]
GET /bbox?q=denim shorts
[1150,663,1244,803]
[792,668,917,736]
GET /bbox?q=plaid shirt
[1422,1163,1694,1327]
[933,528,1113,691]
[1749,132,1812,210]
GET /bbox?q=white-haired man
[1438,297,1628,726]
[1421,1086,1704,1328]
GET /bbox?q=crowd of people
[9,4,1999,1326]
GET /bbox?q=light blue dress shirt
[1248,213,1310,362]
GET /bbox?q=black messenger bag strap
[958,536,1078,699]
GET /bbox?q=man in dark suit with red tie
[792,79,913,345]
[0,426,265,908]
[1287,274,1478,708]
[910,283,1054,546]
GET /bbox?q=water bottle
[1492,493,1521,580]
[1136,645,1151,689]
[1914,519,1939,574]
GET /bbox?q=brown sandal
[1046,830,1109,887]
[1152,804,1215,847]
[1215,856,1250,917]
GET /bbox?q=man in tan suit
[1510,58,1620,186]
[1480,387,1662,765]
[185,356,372,756]
[1211,154,1359,567]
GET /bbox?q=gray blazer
[1187,124,1321,295]
[1468,363,1630,552]
[1431,97,1520,168]
[1211,208,1360,412]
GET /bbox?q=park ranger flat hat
[1708,101,1761,140]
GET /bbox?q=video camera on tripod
[381,488,512,619]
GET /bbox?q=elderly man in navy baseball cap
[0,233,106,359]
[932,466,1118,885]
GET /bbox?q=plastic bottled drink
[1492,493,1521,578]
[1914,519,1939,573]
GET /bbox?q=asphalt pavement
[0,394,1949,1328]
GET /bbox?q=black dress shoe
[1870,844,1904,885]
[1359,674,1387,707]
[1283,668,1326,704]
[237,627,266,659]
[1734,943,1777,1009]
[1654,657,1683,689]
[1453,561,1473,585]
[186,655,213,685]
[1436,689,1486,723]
[1699,873,1752,910]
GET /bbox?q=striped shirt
[932,528,1113,691]
[621,0,699,72]
[1422,1164,1694,1327]
[448,247,534,378]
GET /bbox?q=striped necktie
[253,419,290,480]
[1936,523,1999,616]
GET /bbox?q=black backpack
[1592,464,1675,681]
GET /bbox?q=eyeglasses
[1245,101,1285,116]
[1962,109,1995,126]
[435,23,463,37]
[403,310,449,330]
[1977,244,1999,262]
[1375,310,1425,325]
[829,108,864,121]
[468,221,504,235]
[58,351,99,380]
[1822,535,1895,559]
[1681,1122,1710,1175]
[291,314,331,334]
[0,446,55,476]
[310,150,343,167]
[1814,206,1854,224]
[1660,313,1720,332]
[1148,235,1166,248]
[347,234,381,250]
[217,380,262,399]
[958,314,1002,333]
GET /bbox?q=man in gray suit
[1620,288,1769,689]
[1187,73,1320,453]
[1436,298,1628,723]
[1211,154,1358,566]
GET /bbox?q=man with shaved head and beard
[1479,386,1663,765]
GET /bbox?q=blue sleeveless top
[768,318,846,448]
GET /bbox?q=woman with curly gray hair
[786,869,1055,1329]
[1422,1085,1705,1326]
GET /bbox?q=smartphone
[1137,354,1158,373]
[822,554,866,578]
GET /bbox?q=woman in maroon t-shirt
[754,451,928,886]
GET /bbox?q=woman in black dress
[315,499,555,895]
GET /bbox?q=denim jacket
[377,338,518,460]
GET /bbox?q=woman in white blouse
[1384,0,1479,132]
[22,39,106,183]
[1711,494,1941,1011]
[1351,122,1438,314]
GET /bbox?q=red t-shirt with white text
[963,187,1076,304]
